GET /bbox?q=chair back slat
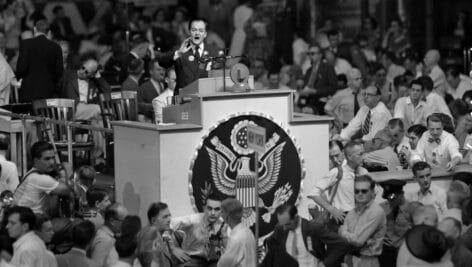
[32,99,76,142]
[97,91,137,129]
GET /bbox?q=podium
[112,76,332,234]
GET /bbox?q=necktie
[428,137,441,144]
[194,45,200,62]
[353,92,360,114]
[362,110,371,136]
[291,230,298,258]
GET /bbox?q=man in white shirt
[410,114,462,170]
[422,49,447,96]
[0,134,18,193]
[446,67,472,99]
[13,141,70,214]
[394,78,427,130]
[419,75,453,119]
[405,161,447,218]
[217,198,256,267]
[325,68,364,126]
[309,141,368,223]
[152,68,176,124]
[7,206,57,267]
[338,85,392,142]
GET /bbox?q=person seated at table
[363,129,401,171]
[398,124,427,167]
[410,114,462,170]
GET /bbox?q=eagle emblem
[190,115,302,233]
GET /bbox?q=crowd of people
[0,0,470,267]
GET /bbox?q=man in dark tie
[157,18,220,95]
[336,85,392,142]
[16,19,63,103]
[138,59,166,120]
[299,44,338,114]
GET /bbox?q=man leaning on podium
[157,18,221,96]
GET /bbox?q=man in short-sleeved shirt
[14,141,70,214]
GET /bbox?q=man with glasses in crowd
[339,175,386,267]
[337,85,391,142]
[299,43,338,114]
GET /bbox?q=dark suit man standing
[157,18,220,95]
[16,19,63,103]
[299,44,337,114]
[138,59,165,120]
[262,204,351,267]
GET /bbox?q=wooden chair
[32,98,95,166]
[98,91,138,129]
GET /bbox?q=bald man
[422,49,447,96]
[325,68,365,125]
[61,57,111,120]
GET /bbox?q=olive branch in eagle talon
[262,183,293,223]
[204,141,286,197]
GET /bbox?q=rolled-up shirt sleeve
[447,135,463,160]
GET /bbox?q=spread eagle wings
[258,141,286,194]
[205,146,235,196]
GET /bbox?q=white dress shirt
[311,162,368,212]
[393,96,427,129]
[425,92,452,119]
[340,101,392,141]
[411,130,462,168]
[217,223,256,267]
[11,231,57,267]
[405,184,447,218]
[324,87,365,124]
[447,74,472,99]
[0,154,19,192]
[387,64,405,83]
[152,88,174,123]
[429,65,447,93]
[77,78,89,102]
[285,218,316,267]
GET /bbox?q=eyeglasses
[354,189,370,194]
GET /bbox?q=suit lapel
[72,72,79,99]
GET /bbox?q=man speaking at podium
[157,18,220,96]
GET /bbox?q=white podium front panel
[113,90,332,225]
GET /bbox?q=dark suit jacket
[264,218,351,267]
[138,80,162,118]
[56,248,99,267]
[50,17,75,40]
[16,35,64,102]
[60,69,111,104]
[157,42,220,95]
[121,77,139,92]
[303,61,338,97]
